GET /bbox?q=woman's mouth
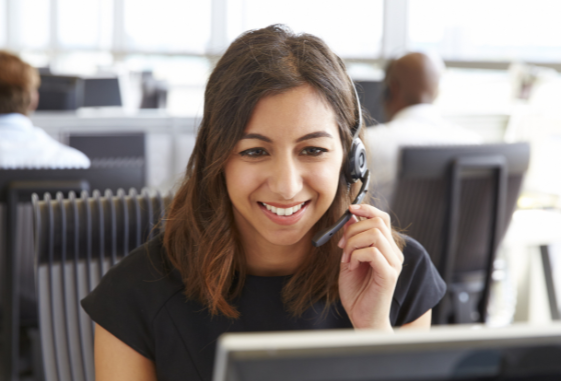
[258,201,310,225]
[261,201,306,216]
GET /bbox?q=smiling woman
[81,24,446,381]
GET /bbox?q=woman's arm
[94,323,157,381]
[400,310,432,330]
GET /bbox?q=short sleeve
[81,235,183,360]
[390,236,446,326]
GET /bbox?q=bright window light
[239,0,383,58]
[123,0,212,53]
[58,0,113,49]
[0,0,6,47]
[409,0,561,62]
[12,0,50,49]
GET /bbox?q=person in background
[0,51,90,168]
[366,52,482,210]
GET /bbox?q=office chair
[68,133,146,185]
[0,167,146,381]
[32,188,173,381]
[389,143,530,325]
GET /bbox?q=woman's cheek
[311,161,341,203]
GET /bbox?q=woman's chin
[261,230,311,247]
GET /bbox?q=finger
[343,228,401,268]
[347,247,394,280]
[349,204,391,230]
[344,216,402,257]
[337,215,359,248]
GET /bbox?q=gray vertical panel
[56,192,74,381]
[105,190,117,267]
[70,192,88,381]
[117,189,129,257]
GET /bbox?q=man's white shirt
[0,113,90,169]
[366,104,482,209]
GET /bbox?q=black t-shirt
[81,234,445,381]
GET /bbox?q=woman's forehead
[243,85,339,141]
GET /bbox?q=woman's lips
[258,201,310,226]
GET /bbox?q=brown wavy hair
[0,51,40,115]
[164,24,404,319]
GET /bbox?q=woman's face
[224,84,344,248]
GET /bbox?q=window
[58,0,113,49]
[0,0,6,47]
[123,0,212,53]
[409,0,561,62]
[11,0,50,49]
[239,0,383,58]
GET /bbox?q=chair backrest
[389,143,530,324]
[0,167,146,381]
[32,188,173,381]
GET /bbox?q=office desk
[31,111,201,192]
[500,209,561,324]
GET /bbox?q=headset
[311,81,370,247]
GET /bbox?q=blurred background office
[2,0,561,351]
[1,0,560,193]
[1,0,561,318]
[3,0,561,380]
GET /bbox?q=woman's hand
[337,204,404,331]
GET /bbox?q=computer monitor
[354,80,387,124]
[36,74,84,111]
[213,324,561,381]
[83,77,122,107]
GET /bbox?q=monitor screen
[37,74,83,111]
[213,323,561,381]
[83,77,122,107]
[354,80,387,125]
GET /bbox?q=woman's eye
[301,147,327,156]
[240,148,268,157]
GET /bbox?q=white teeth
[262,202,306,216]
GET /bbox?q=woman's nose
[268,156,303,200]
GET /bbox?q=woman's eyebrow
[240,131,333,143]
[241,133,272,142]
[296,131,333,142]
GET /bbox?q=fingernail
[337,236,344,248]
[350,204,360,210]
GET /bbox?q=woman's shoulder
[83,233,184,312]
[391,234,446,326]
[81,233,184,359]
[398,234,443,283]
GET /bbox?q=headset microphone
[312,81,369,247]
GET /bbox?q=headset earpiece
[345,138,367,184]
[344,80,367,184]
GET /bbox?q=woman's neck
[240,231,313,277]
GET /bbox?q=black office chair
[388,143,530,325]
[68,133,146,186]
[32,188,173,381]
[0,167,146,381]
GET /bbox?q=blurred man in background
[366,52,482,209]
[0,51,90,168]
